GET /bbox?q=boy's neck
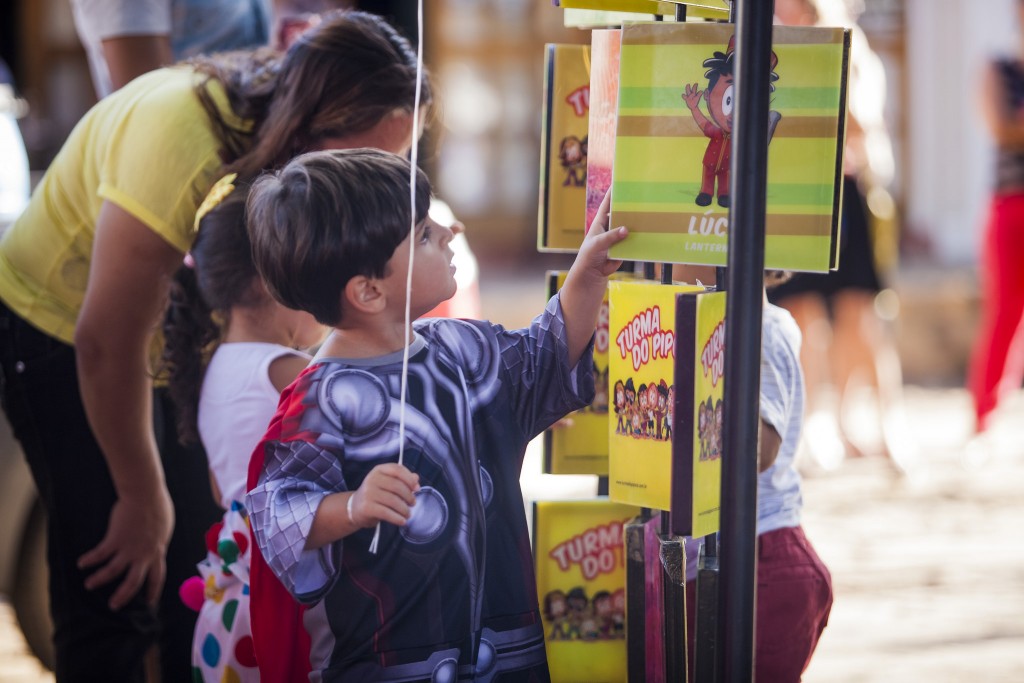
[319,320,418,359]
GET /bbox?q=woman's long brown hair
[192,9,431,179]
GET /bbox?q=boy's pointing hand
[578,191,628,281]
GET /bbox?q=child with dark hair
[245,148,627,680]
[161,175,326,682]
[685,271,833,683]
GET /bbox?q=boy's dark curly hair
[247,148,432,326]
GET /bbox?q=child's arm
[208,469,223,509]
[558,192,629,367]
[304,462,420,550]
[759,420,782,472]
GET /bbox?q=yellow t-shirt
[0,66,251,345]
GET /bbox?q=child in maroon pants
[685,294,833,682]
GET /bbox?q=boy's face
[382,216,457,317]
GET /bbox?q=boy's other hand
[349,463,421,528]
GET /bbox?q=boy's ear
[344,275,387,315]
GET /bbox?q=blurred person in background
[70,0,273,97]
[967,0,1024,446]
[0,59,29,231]
[769,0,917,474]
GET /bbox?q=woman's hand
[79,490,174,610]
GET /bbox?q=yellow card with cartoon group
[539,44,592,252]
[671,289,725,538]
[533,498,638,682]
[608,280,702,510]
[543,271,611,474]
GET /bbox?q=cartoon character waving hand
[682,35,781,208]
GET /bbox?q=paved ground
[800,387,1024,683]
[3,271,1023,682]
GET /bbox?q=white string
[370,0,424,554]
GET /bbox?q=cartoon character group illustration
[586,363,610,414]
[681,35,781,208]
[543,587,625,642]
[558,134,588,187]
[613,377,674,441]
[698,396,724,461]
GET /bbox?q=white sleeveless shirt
[198,342,311,509]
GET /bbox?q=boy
[244,148,627,681]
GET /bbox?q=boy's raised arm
[558,192,629,367]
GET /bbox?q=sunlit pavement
[800,386,1024,683]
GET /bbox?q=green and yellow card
[609,23,851,272]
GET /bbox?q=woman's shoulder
[99,66,248,138]
[106,67,201,113]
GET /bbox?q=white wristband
[346,494,357,526]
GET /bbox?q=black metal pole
[717,0,774,681]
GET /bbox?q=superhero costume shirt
[248,294,594,682]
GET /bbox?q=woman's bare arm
[74,201,181,610]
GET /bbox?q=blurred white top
[0,86,29,232]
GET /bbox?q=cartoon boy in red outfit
[682,36,781,208]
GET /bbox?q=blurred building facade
[0,0,1013,385]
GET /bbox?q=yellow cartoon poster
[544,271,640,474]
[671,289,724,538]
[534,499,638,682]
[539,44,592,253]
[544,271,611,474]
[607,280,701,510]
[609,23,850,271]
